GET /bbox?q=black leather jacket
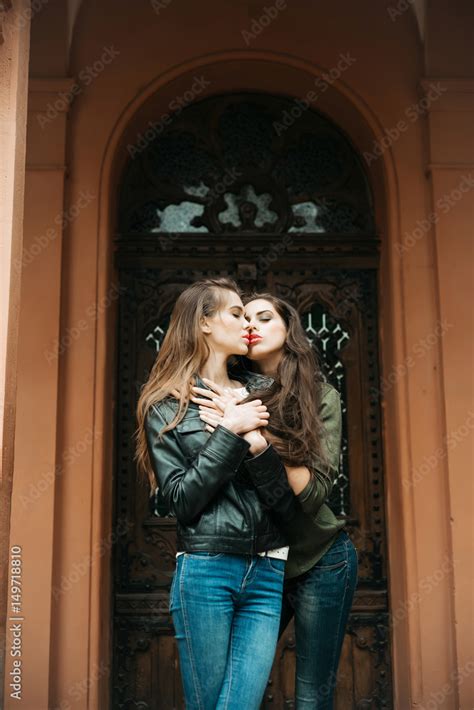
[144,375,296,554]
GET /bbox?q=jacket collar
[233,369,275,392]
[193,369,275,393]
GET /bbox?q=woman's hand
[191,387,228,417]
[198,407,224,433]
[198,406,268,454]
[171,377,244,411]
[221,399,269,434]
[192,380,238,431]
[242,429,268,456]
[199,407,270,454]
[199,398,269,435]
[190,377,246,414]
[179,377,268,437]
[193,377,256,433]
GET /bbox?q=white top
[229,386,250,398]
[176,548,288,559]
[176,383,289,561]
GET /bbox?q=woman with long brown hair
[192,292,358,709]
[134,278,297,709]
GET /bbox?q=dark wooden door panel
[112,91,391,708]
[111,259,392,709]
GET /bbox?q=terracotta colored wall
[0,2,30,709]
[424,85,474,710]
[2,0,473,708]
[3,71,75,707]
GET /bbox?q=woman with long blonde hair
[135,278,297,709]
[192,292,358,709]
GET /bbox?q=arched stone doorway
[112,91,392,707]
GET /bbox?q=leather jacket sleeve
[244,444,297,524]
[145,403,250,525]
[295,386,342,516]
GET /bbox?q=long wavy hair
[134,277,242,492]
[239,292,329,471]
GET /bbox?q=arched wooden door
[111,94,392,708]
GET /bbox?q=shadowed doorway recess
[112,93,392,708]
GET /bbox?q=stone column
[0,2,30,706]
[3,75,75,709]
[422,76,474,708]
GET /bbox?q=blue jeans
[279,530,358,709]
[169,551,285,709]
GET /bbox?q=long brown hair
[135,277,241,492]
[240,292,329,471]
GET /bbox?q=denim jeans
[279,530,358,709]
[169,551,285,709]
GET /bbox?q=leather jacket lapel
[193,370,274,393]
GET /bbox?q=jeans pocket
[185,551,225,558]
[315,557,347,571]
[266,556,286,575]
[314,540,348,571]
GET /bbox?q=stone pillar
[3,75,75,709]
[422,76,474,709]
[0,2,30,707]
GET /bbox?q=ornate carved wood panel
[111,94,392,708]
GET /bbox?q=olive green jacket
[241,371,345,579]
